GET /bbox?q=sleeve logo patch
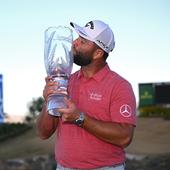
[120,104,132,117]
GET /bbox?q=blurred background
[0,0,170,170]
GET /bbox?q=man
[37,20,136,170]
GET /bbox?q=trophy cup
[44,26,73,116]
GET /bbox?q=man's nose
[73,38,80,48]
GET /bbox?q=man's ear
[93,48,104,60]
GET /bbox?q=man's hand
[43,76,67,102]
[58,98,80,122]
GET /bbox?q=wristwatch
[74,112,85,127]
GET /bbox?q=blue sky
[0,0,170,116]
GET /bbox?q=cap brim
[70,22,92,41]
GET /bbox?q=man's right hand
[43,76,67,102]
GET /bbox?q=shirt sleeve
[110,81,137,126]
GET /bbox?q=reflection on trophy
[44,26,73,116]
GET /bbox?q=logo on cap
[85,21,94,29]
[96,40,109,50]
[120,104,132,117]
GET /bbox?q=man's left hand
[58,98,80,123]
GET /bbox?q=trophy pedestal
[47,94,67,116]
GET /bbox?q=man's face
[72,37,97,66]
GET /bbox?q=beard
[73,51,93,66]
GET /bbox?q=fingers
[60,109,80,123]
[43,76,56,100]
[57,99,80,122]
[63,97,70,106]
[45,76,50,83]
[43,88,55,100]
[45,76,59,85]
[43,76,68,101]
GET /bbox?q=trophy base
[47,95,67,117]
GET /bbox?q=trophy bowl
[44,26,73,116]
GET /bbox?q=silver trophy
[44,26,73,116]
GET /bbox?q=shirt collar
[77,64,110,82]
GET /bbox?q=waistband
[56,163,125,170]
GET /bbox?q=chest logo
[120,104,132,117]
[89,92,102,101]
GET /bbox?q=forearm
[36,103,59,139]
[57,98,134,147]
[82,115,134,148]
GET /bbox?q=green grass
[0,124,55,160]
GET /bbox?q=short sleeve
[110,81,137,126]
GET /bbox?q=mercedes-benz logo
[120,104,132,117]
